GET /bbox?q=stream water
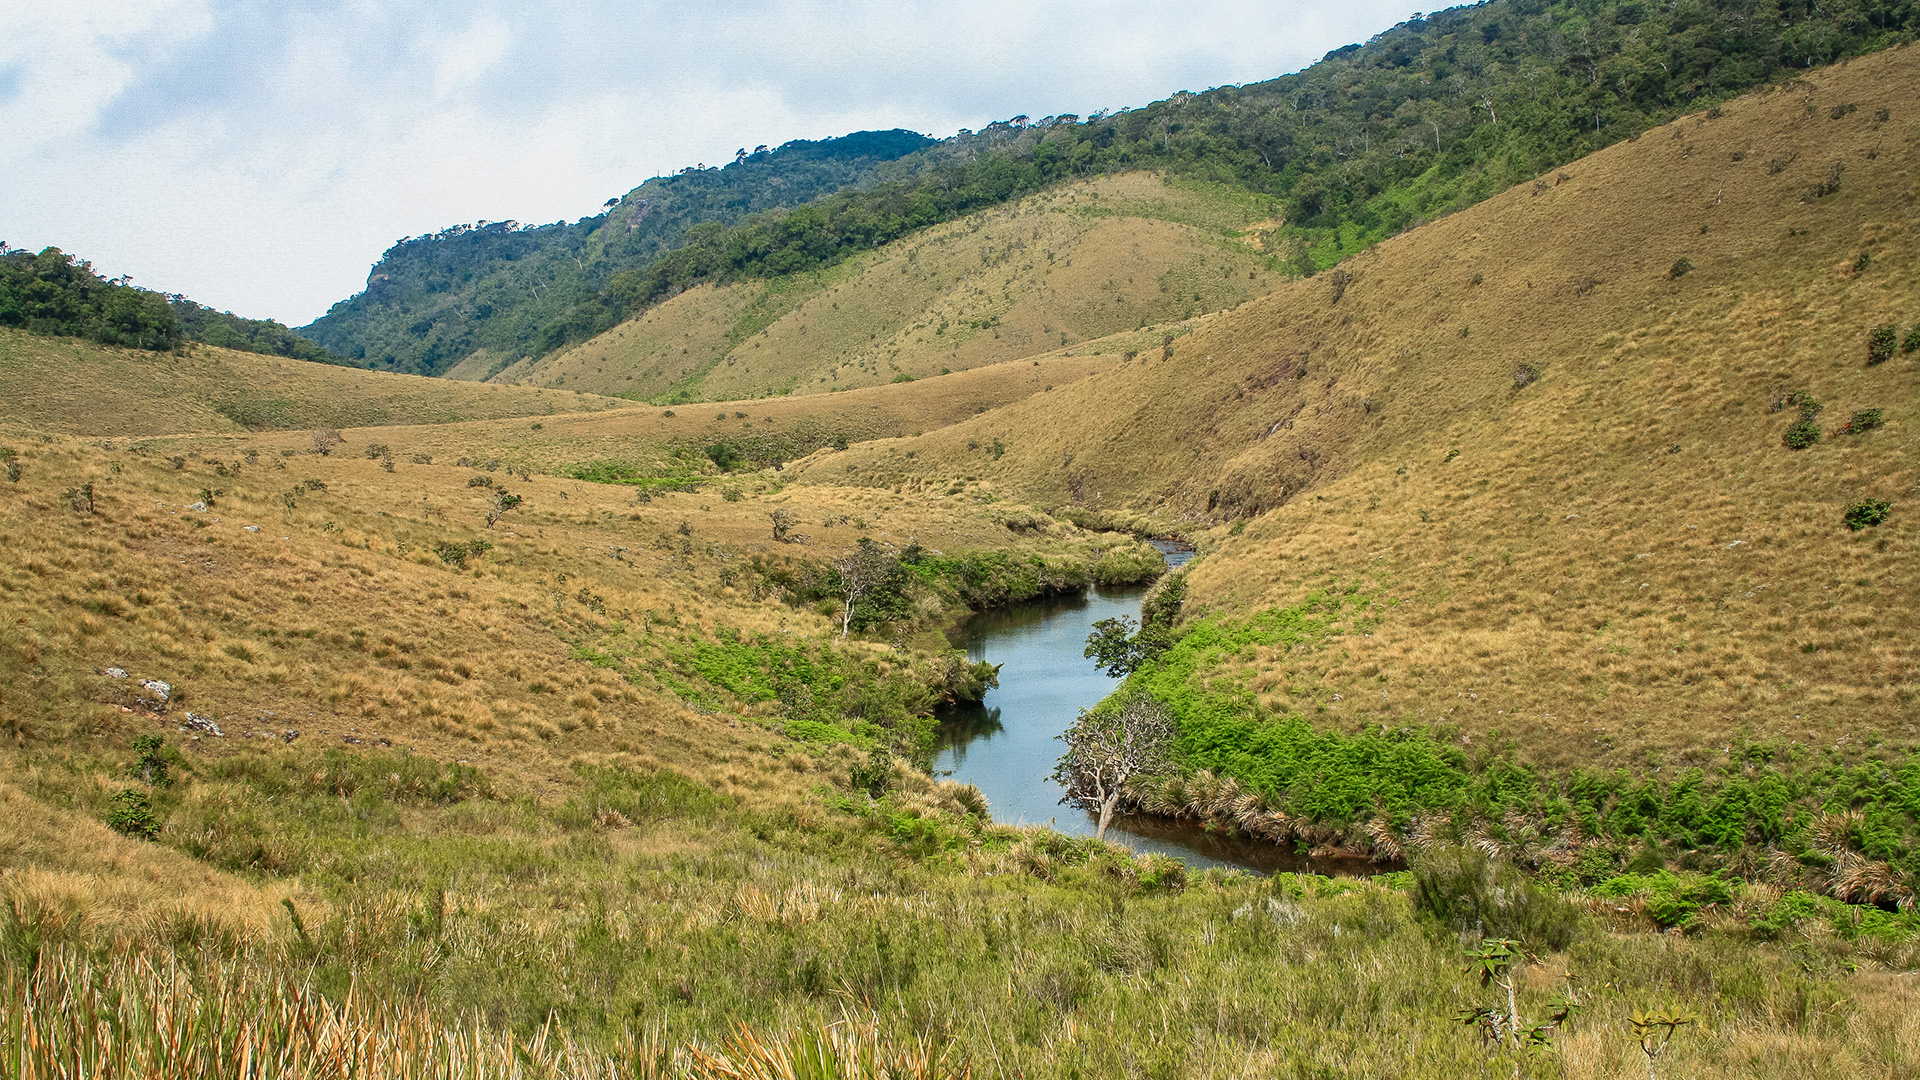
[931,544,1352,875]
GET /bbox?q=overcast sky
[1,0,1409,327]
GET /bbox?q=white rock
[104,667,128,678]
[140,679,171,704]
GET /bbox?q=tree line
[490,0,1920,363]
[0,244,347,363]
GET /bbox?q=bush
[105,789,159,840]
[1591,871,1737,930]
[1410,846,1578,952]
[1511,362,1542,389]
[1843,498,1891,530]
[1904,327,1920,353]
[467,474,493,488]
[127,735,172,786]
[1783,416,1822,450]
[849,749,894,798]
[1867,324,1897,365]
[1847,408,1884,433]
[1668,257,1693,279]
[434,539,492,567]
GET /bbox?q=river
[931,544,1346,875]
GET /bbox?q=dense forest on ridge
[0,244,346,364]
[300,0,1920,379]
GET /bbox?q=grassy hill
[498,174,1283,401]
[298,130,938,376]
[0,328,627,436]
[299,0,1920,381]
[8,39,1920,1080]
[796,46,1920,800]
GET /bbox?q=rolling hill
[296,0,1920,386]
[0,328,625,436]
[795,44,1920,775]
[495,174,1284,400]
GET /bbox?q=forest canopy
[0,243,348,363]
[299,0,1920,377]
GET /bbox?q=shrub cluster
[1844,498,1891,531]
[1867,323,1898,365]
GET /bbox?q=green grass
[1108,589,1920,876]
[8,736,1919,1078]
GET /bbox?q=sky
[0,0,1410,328]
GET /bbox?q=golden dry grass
[195,347,1117,479]
[520,173,1283,401]
[0,425,1129,799]
[0,330,624,437]
[794,45,1920,769]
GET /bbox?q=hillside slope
[499,174,1283,401]
[0,328,623,437]
[301,0,1920,380]
[298,131,936,376]
[797,45,1920,767]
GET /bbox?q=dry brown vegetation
[507,174,1282,401]
[4,47,1920,1080]
[0,329,625,437]
[798,45,1920,768]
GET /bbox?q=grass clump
[1846,407,1885,433]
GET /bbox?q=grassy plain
[0,329,625,436]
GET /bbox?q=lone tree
[830,539,896,640]
[311,428,343,456]
[769,508,798,542]
[1052,695,1176,840]
[486,489,522,529]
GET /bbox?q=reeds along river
[931,543,1381,876]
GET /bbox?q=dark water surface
[931,544,1352,875]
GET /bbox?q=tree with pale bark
[1051,695,1176,840]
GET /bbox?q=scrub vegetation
[5,26,1920,1080]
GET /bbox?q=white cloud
[432,15,513,100]
[0,0,1407,326]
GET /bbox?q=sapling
[1629,1008,1694,1080]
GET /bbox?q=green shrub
[1904,326,1920,353]
[434,539,491,567]
[127,735,173,787]
[1511,362,1542,389]
[1867,324,1897,364]
[1747,889,1822,940]
[1843,498,1891,530]
[1410,846,1578,952]
[849,749,894,798]
[1668,257,1693,279]
[1847,408,1884,433]
[785,719,860,745]
[1782,417,1822,449]
[105,789,159,840]
[1591,870,1737,930]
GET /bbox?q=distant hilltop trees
[301,0,1920,378]
[0,245,179,352]
[0,243,349,364]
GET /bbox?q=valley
[4,14,1920,1080]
